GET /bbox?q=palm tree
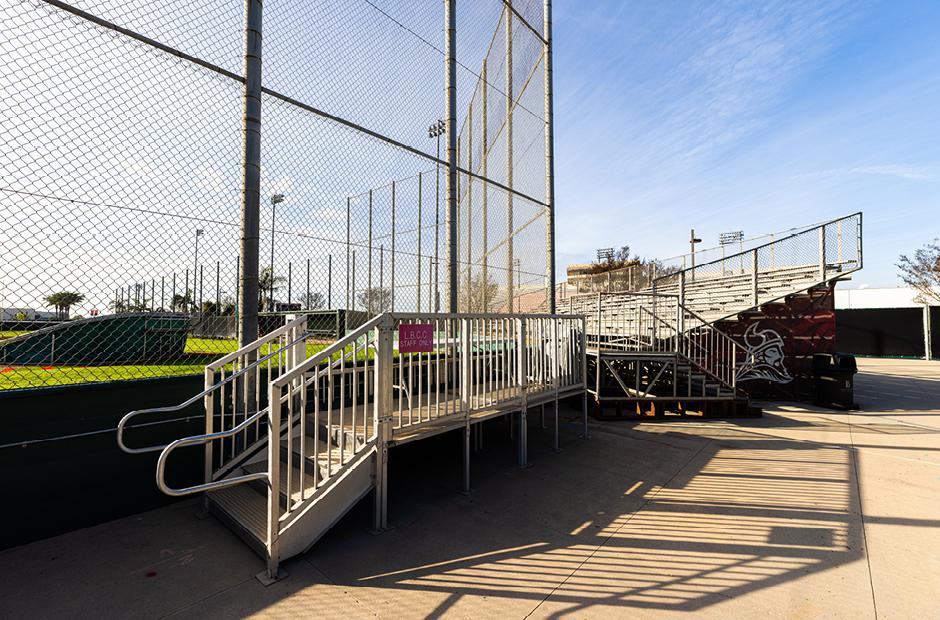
[44,291,85,320]
[170,291,192,312]
[259,267,286,312]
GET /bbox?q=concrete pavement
[1,357,938,618]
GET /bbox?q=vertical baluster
[444,319,450,417]
[417,321,423,422]
[364,331,370,439]
[434,318,440,419]
[313,369,320,487]
[286,368,293,509]
[340,351,346,464]
[352,340,358,451]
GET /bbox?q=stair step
[208,484,267,554]
[307,415,367,452]
[243,460,320,506]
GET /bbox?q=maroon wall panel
[718,284,835,400]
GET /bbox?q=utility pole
[689,229,702,276]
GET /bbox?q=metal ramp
[118,312,587,581]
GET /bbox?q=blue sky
[552,0,940,288]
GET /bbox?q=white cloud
[793,165,938,182]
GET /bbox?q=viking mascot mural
[736,323,793,384]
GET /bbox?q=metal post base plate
[255,567,288,586]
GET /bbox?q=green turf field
[0,337,339,390]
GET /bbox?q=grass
[0,336,383,391]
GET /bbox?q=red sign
[398,323,434,353]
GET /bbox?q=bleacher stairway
[563,213,863,415]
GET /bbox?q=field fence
[0,0,552,390]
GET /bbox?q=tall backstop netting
[0,0,554,389]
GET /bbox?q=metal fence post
[505,6,514,313]
[238,0,263,348]
[368,190,373,312]
[445,0,458,313]
[595,292,602,348]
[346,197,351,310]
[460,318,471,490]
[751,248,759,306]
[266,379,281,581]
[925,305,933,361]
[417,172,423,312]
[373,316,393,531]
[481,59,489,312]
[553,316,560,452]
[544,0,556,315]
[580,315,589,438]
[516,316,527,467]
[203,366,214,500]
[819,225,827,280]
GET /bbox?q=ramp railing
[265,312,586,575]
[117,314,310,459]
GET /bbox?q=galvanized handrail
[676,305,750,389]
[271,314,385,389]
[155,409,269,496]
[117,315,310,454]
[207,314,309,370]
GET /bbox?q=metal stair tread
[208,484,267,543]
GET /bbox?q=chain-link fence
[0,0,553,390]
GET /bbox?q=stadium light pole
[689,229,702,280]
[428,119,445,311]
[193,228,204,313]
[268,193,285,312]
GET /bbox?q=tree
[200,300,219,315]
[589,245,636,274]
[220,296,236,316]
[460,273,499,312]
[259,267,287,312]
[357,286,392,315]
[170,291,192,312]
[299,292,326,310]
[44,291,84,320]
[898,238,940,304]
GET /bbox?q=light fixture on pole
[689,229,702,272]
[428,119,445,311]
[269,193,285,312]
[719,231,744,246]
[193,228,204,313]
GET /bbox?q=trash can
[813,352,858,409]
